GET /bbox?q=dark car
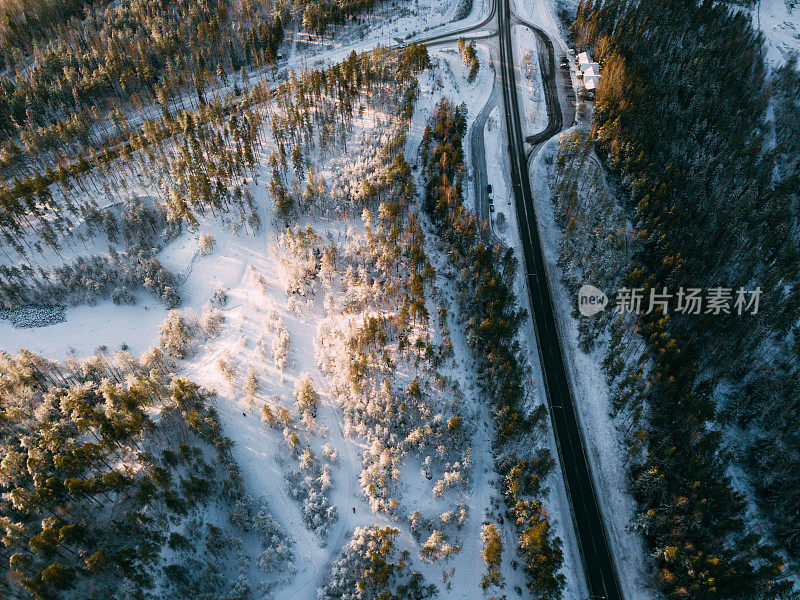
[487,184,493,193]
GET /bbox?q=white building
[582,63,600,78]
[576,52,601,94]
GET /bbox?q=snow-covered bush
[111,286,135,305]
[320,525,437,600]
[419,529,459,561]
[262,403,295,430]
[322,443,338,463]
[120,197,170,250]
[253,502,294,574]
[211,286,228,307]
[249,265,269,295]
[159,310,196,358]
[198,232,215,255]
[217,351,236,384]
[0,250,179,310]
[278,225,321,297]
[284,447,338,540]
[264,310,290,370]
[432,469,464,497]
[202,308,226,337]
[293,373,318,418]
[284,428,300,453]
[408,503,468,559]
[438,504,468,528]
[245,366,260,402]
[481,523,504,589]
[360,438,403,513]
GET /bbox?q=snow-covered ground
[752,0,800,67]
[484,107,515,242]
[499,0,657,597]
[289,0,493,71]
[516,0,570,54]
[412,47,532,597]
[0,295,166,359]
[188,45,532,599]
[514,25,549,136]
[477,34,588,600]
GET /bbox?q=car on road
[487,184,492,193]
[560,56,569,69]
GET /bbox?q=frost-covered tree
[293,374,318,418]
[198,232,216,255]
[320,525,437,600]
[481,523,503,589]
[159,310,195,358]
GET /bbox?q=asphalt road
[469,54,501,243]
[495,1,624,599]
[417,0,497,45]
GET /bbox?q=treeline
[550,130,630,352]
[0,0,110,57]
[734,60,800,555]
[0,44,428,316]
[0,0,282,147]
[1,43,430,253]
[1,82,265,261]
[0,90,264,311]
[0,0,395,189]
[421,97,564,599]
[0,197,180,309]
[300,0,377,37]
[570,0,800,596]
[0,349,292,600]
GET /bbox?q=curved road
[496,1,624,599]
[412,0,497,45]
[510,11,568,147]
[469,49,501,244]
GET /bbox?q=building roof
[577,51,592,67]
[582,64,600,78]
[584,75,599,90]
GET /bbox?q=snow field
[514,25,549,137]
